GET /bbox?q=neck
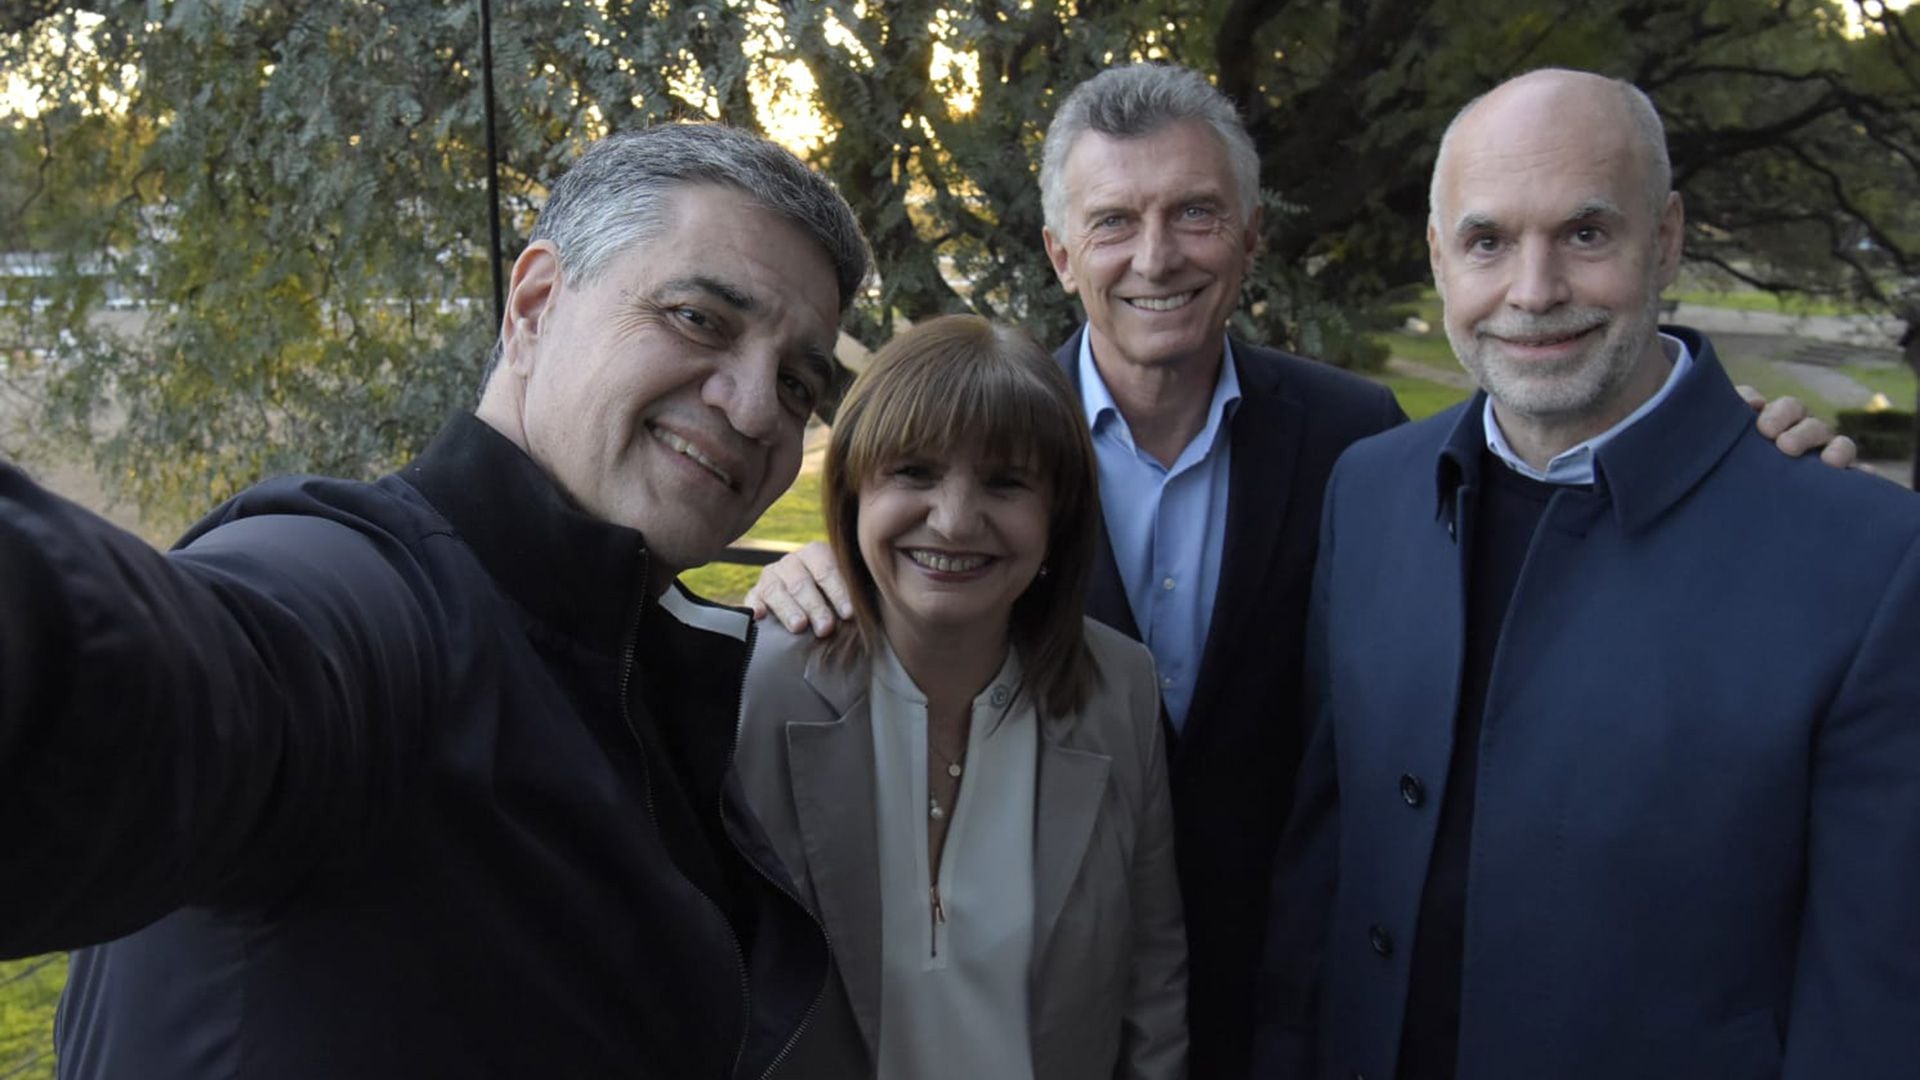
[883,615,1010,714]
[1089,333,1225,468]
[1492,335,1672,471]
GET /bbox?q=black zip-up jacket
[0,415,827,1077]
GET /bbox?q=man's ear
[1655,190,1685,290]
[1042,226,1078,295]
[1426,217,1444,292]
[501,241,562,373]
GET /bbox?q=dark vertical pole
[480,0,505,330]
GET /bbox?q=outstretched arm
[0,464,444,957]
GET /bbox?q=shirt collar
[1076,329,1243,459]
[1482,331,1694,485]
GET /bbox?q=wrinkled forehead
[1062,121,1243,208]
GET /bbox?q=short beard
[1451,286,1664,426]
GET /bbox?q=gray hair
[481,123,869,391]
[532,123,868,305]
[1039,63,1261,236]
[1429,69,1672,224]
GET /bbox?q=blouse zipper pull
[930,885,946,957]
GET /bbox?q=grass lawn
[0,954,65,1080]
[1714,352,1835,416]
[1376,372,1473,420]
[680,471,827,604]
[1844,362,1917,409]
[1377,331,1459,371]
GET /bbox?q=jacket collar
[400,413,651,650]
[1433,326,1749,536]
[789,642,1113,1055]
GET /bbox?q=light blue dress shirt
[1483,332,1694,485]
[1078,332,1241,732]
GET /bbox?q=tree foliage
[2,0,1917,522]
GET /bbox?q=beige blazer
[733,617,1188,1080]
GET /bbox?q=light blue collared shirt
[1078,332,1241,732]
[1484,332,1694,485]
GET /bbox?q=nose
[927,476,985,538]
[1505,236,1569,313]
[1133,216,1185,281]
[703,351,784,443]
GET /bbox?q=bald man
[1257,69,1920,1079]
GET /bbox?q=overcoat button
[1399,774,1425,807]
[1369,925,1393,956]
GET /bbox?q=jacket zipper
[616,566,749,1077]
[726,619,833,1079]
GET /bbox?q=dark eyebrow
[1566,199,1623,224]
[658,274,755,312]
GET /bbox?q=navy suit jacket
[1057,329,1406,1077]
[1261,328,1920,1079]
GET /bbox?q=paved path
[1667,303,1904,350]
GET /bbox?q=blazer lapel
[1030,714,1112,977]
[1056,328,1144,642]
[1185,347,1305,736]
[789,652,883,1055]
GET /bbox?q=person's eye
[673,306,716,330]
[1571,225,1607,246]
[1181,204,1215,221]
[777,369,819,412]
[1468,234,1503,255]
[891,463,934,483]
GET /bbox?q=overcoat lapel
[1030,715,1112,976]
[788,652,883,1055]
[1184,353,1305,738]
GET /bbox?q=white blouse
[868,642,1039,1080]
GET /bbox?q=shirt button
[1160,675,1174,689]
[1399,774,1426,807]
[1161,576,1176,591]
[989,686,1010,708]
[1369,925,1394,957]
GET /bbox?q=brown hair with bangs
[821,314,1101,717]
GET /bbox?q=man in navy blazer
[1259,69,1920,1078]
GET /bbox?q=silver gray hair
[1428,69,1672,224]
[532,123,868,306]
[1039,63,1261,236]
[481,123,868,391]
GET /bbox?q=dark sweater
[1399,453,1576,1080]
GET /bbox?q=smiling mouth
[650,425,738,490]
[905,549,992,573]
[1488,322,1605,350]
[1125,290,1199,313]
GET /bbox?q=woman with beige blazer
[732,316,1186,1080]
